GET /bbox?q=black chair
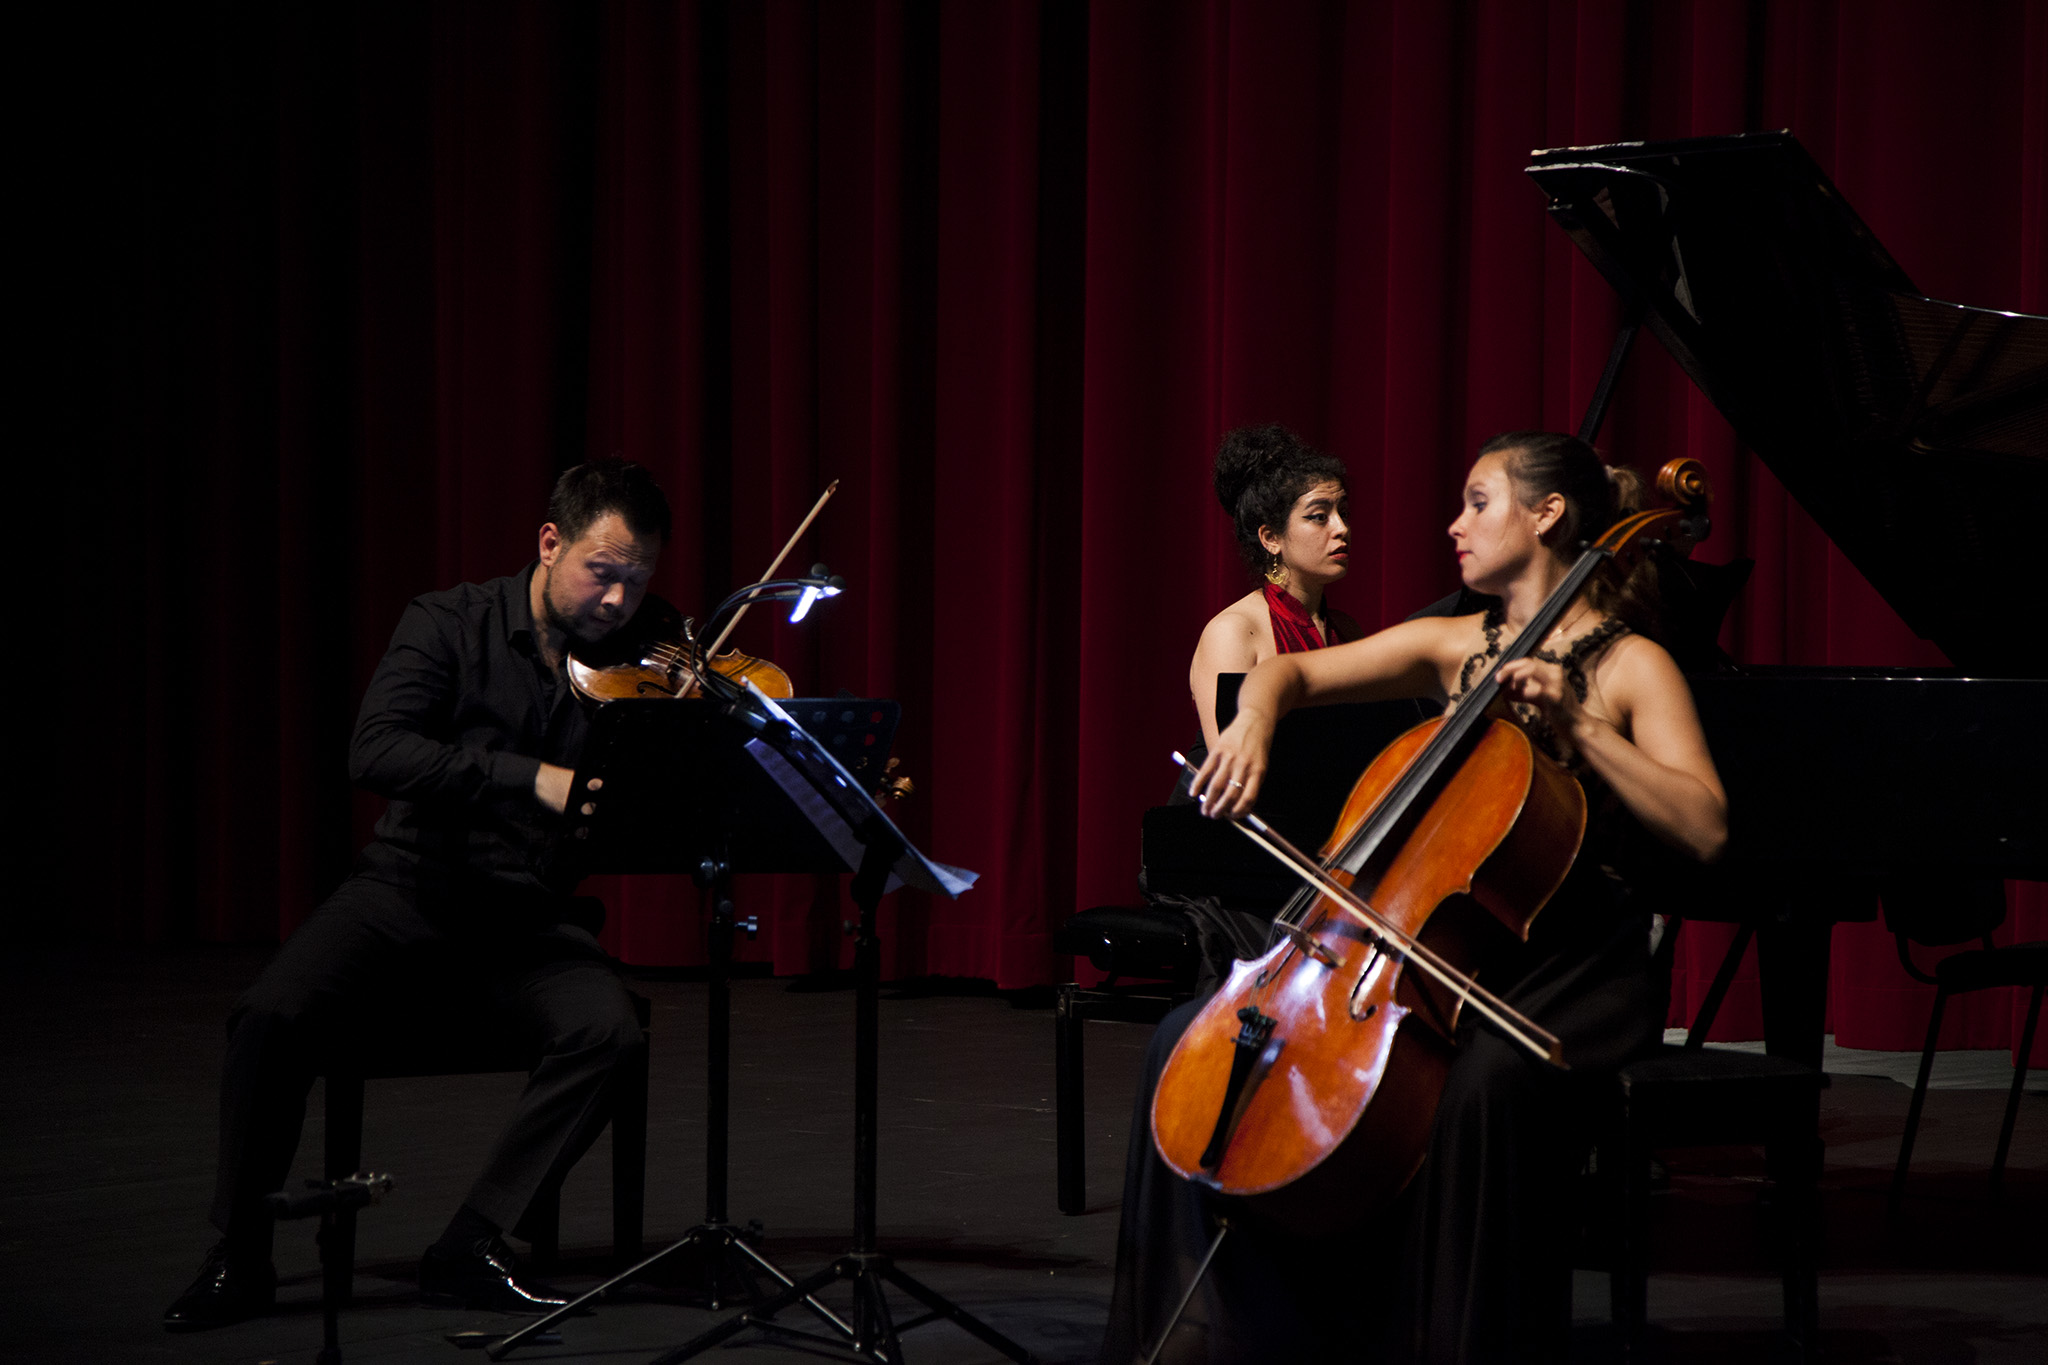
[1600,913,1824,1358]
[318,990,651,1302]
[1053,904,1203,1214]
[1882,875,2046,1213]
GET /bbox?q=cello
[1150,459,1710,1234]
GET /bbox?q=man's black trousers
[209,870,646,1253]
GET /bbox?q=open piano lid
[1526,131,2048,677]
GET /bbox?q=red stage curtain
[57,1,2044,1061]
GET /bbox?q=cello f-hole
[1348,947,1387,1021]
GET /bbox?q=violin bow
[1171,752,1567,1068]
[700,479,841,662]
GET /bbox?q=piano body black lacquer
[1524,132,2048,1066]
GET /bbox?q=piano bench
[1600,1046,1823,1355]
[316,990,652,1304]
[1054,902,1205,982]
[1053,904,1204,1215]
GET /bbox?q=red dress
[1261,582,1350,652]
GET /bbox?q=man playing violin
[165,460,669,1330]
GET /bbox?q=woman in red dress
[1188,424,1363,753]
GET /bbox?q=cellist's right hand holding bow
[1190,707,1275,819]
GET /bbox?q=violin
[1149,460,1710,1235]
[566,481,843,705]
[561,480,915,805]
[565,602,794,701]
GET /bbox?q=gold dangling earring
[1264,555,1288,588]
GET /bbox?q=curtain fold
[58,0,2045,1061]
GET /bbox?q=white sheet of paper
[742,735,976,899]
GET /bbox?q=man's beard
[541,565,617,650]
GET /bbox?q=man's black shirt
[349,562,590,898]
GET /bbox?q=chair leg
[612,1025,649,1266]
[1056,985,1086,1215]
[1890,986,1949,1215]
[1989,981,2042,1198]
[323,1074,366,1307]
[1611,1103,1649,1350]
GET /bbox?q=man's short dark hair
[547,460,672,546]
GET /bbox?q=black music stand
[486,697,901,1360]
[645,690,1036,1365]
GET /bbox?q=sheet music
[737,689,977,899]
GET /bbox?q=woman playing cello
[1101,431,1727,1364]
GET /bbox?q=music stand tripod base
[650,833,1036,1365]
[487,855,852,1360]
[488,701,906,1361]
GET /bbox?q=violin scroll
[876,757,916,803]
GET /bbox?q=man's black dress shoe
[419,1237,568,1313]
[163,1241,276,1331]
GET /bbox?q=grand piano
[1527,132,2047,1067]
[1146,132,2047,1072]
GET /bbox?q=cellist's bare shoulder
[1586,632,1718,782]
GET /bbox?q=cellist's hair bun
[1606,463,1643,517]
[1212,424,1348,579]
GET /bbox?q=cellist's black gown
[1097,737,1666,1364]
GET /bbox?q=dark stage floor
[2,945,2041,1364]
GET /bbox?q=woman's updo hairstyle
[1479,429,1654,628]
[1479,430,1642,550]
[1212,424,1348,580]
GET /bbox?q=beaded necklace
[1450,605,1630,765]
